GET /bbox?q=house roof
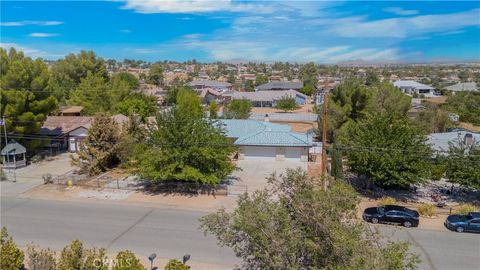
[229,90,307,102]
[60,106,84,114]
[217,119,311,147]
[249,112,318,122]
[40,116,93,136]
[427,131,480,153]
[256,81,303,91]
[393,80,435,90]
[198,88,222,98]
[1,141,27,155]
[188,80,231,88]
[445,82,478,92]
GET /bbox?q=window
[470,219,480,224]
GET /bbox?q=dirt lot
[251,103,315,114]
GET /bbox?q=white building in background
[393,80,439,97]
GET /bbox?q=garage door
[285,147,302,160]
[243,146,276,160]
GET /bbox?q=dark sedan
[444,212,480,233]
[363,205,420,227]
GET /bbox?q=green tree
[48,51,108,102]
[227,72,236,84]
[445,140,480,189]
[274,96,299,112]
[164,259,188,270]
[368,82,411,117]
[299,84,315,96]
[331,144,344,179]
[255,74,268,86]
[200,169,419,269]
[136,90,236,184]
[415,103,452,133]
[26,245,57,270]
[300,62,317,87]
[112,251,145,270]
[244,80,255,92]
[442,92,480,125]
[111,72,139,90]
[68,72,111,115]
[365,70,379,86]
[224,99,252,119]
[0,227,24,270]
[0,48,58,150]
[71,113,120,175]
[147,63,164,86]
[209,100,218,119]
[114,94,156,121]
[344,113,432,188]
[57,240,108,270]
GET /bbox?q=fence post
[117,179,119,189]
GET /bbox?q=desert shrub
[417,203,436,217]
[378,197,397,206]
[456,203,478,214]
[164,259,188,270]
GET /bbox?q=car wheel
[371,217,379,224]
[403,221,412,228]
[456,226,465,233]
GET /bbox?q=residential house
[197,88,223,104]
[393,80,438,97]
[256,81,303,91]
[187,80,232,92]
[218,119,313,162]
[226,90,307,107]
[39,114,128,152]
[59,106,84,116]
[445,82,478,93]
[427,131,480,154]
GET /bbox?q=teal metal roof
[217,119,312,147]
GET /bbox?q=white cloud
[383,7,418,16]
[331,9,480,38]
[0,42,63,58]
[119,29,132,33]
[29,33,59,38]
[120,0,276,14]
[1,20,63,27]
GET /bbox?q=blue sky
[1,1,479,63]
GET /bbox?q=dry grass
[455,203,478,214]
[417,203,436,217]
[378,197,397,206]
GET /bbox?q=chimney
[264,114,269,122]
[464,133,473,146]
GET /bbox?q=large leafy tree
[224,99,252,119]
[136,89,236,184]
[344,113,432,188]
[48,50,108,102]
[114,94,157,121]
[147,63,164,86]
[71,113,120,175]
[442,92,480,125]
[274,96,299,112]
[0,48,58,149]
[68,72,112,115]
[300,62,317,88]
[201,169,419,269]
[445,140,480,189]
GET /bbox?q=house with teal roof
[217,119,313,162]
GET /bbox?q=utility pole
[321,79,329,188]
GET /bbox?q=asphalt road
[1,196,479,270]
[0,196,238,269]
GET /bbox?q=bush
[378,197,397,206]
[417,203,436,217]
[456,203,478,214]
[0,227,25,270]
[31,155,42,163]
[164,259,188,270]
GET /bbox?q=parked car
[444,212,480,233]
[363,205,420,227]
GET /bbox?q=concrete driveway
[230,160,307,193]
[1,153,76,196]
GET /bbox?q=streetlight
[148,253,157,270]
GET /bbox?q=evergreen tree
[71,113,120,175]
[0,227,24,270]
[331,144,344,179]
